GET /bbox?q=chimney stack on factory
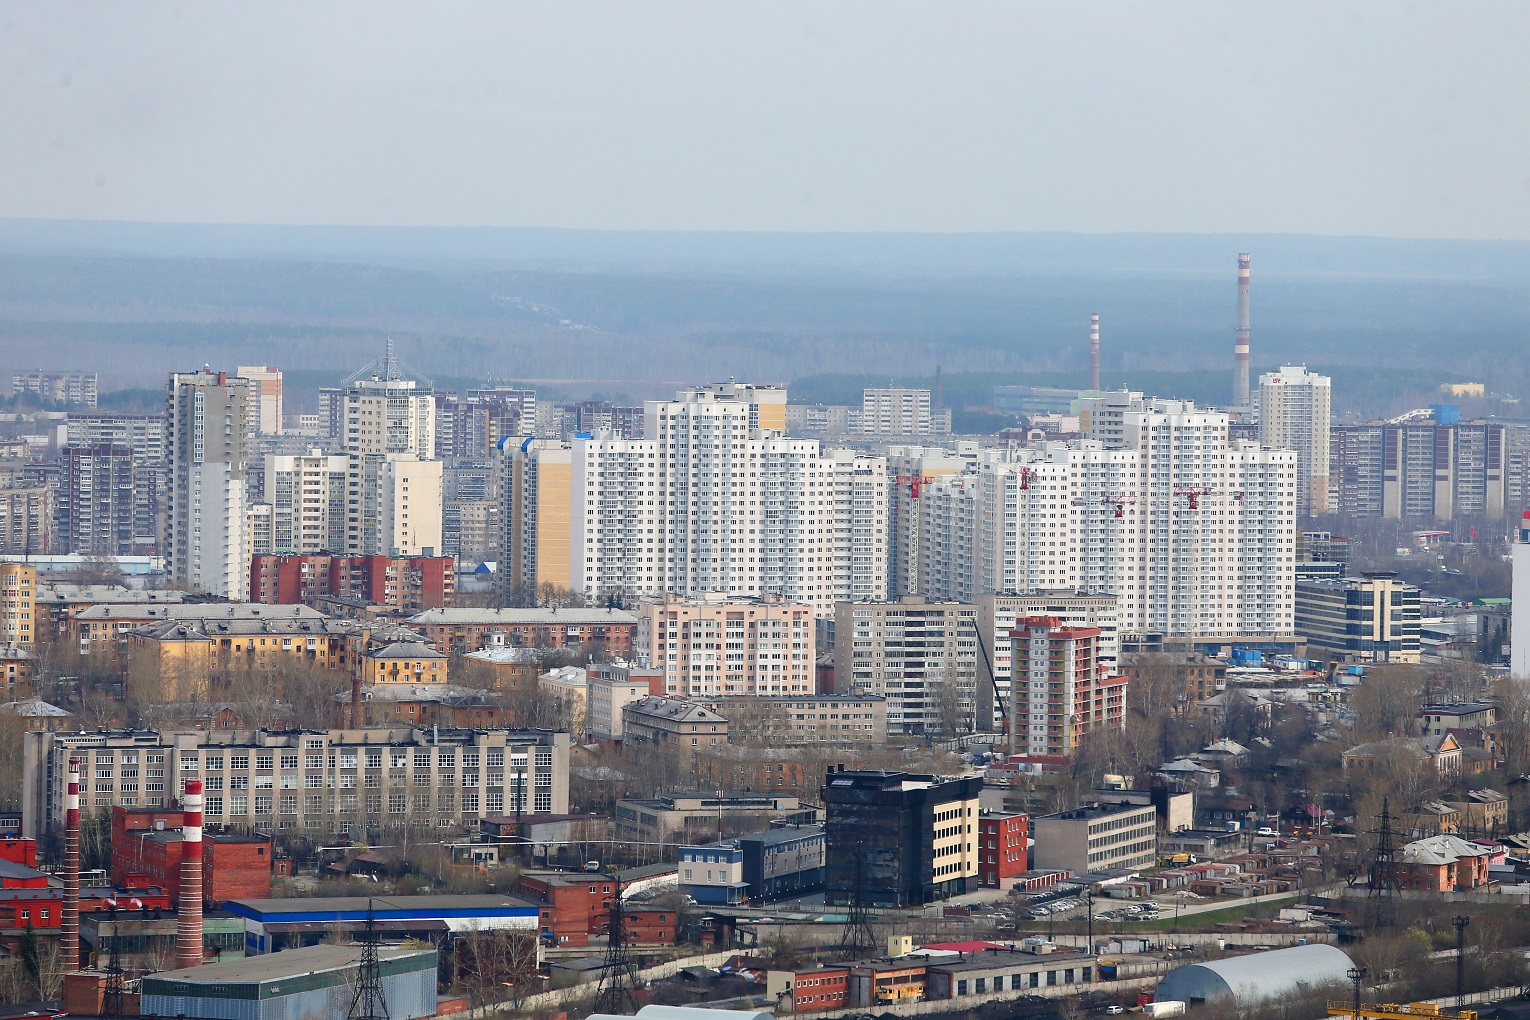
[176,779,205,970]
[1089,313,1101,391]
[1234,252,1251,406]
[61,757,81,969]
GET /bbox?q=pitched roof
[624,696,727,723]
[366,641,447,661]
[408,607,637,625]
[1399,834,1494,866]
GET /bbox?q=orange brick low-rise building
[250,554,454,611]
[1396,834,1494,892]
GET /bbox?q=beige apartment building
[0,562,36,649]
[638,593,816,697]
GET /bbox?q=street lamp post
[1454,914,1471,1007]
[1347,966,1367,1020]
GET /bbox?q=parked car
[1105,1006,1126,1014]
[1256,827,1279,837]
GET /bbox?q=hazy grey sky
[1,1,1526,238]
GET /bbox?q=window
[280,753,298,770]
[535,791,552,812]
[388,793,406,814]
[231,755,249,770]
[254,795,273,814]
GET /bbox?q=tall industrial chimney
[1088,314,1101,392]
[60,757,81,969]
[1234,253,1251,406]
[175,779,204,970]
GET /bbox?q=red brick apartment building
[978,810,1030,888]
[250,554,454,611]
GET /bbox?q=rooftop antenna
[346,900,389,1020]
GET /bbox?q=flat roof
[225,893,540,919]
[142,942,432,986]
[409,607,637,624]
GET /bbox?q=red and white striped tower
[175,779,204,970]
[1234,252,1252,406]
[60,757,81,969]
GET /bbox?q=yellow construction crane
[1327,1002,1477,1020]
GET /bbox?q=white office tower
[341,346,439,555]
[235,366,284,435]
[886,443,981,596]
[167,370,249,598]
[1081,391,1296,640]
[1513,512,1530,677]
[567,384,887,614]
[1258,365,1332,516]
[263,450,350,553]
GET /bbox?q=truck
[1141,1002,1186,1018]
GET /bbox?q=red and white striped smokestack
[1234,253,1251,406]
[1088,314,1101,392]
[60,757,81,970]
[175,779,204,970]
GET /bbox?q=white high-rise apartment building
[236,366,284,435]
[366,454,443,557]
[862,387,937,435]
[886,443,980,597]
[341,352,440,556]
[263,449,350,553]
[1081,391,1296,640]
[167,369,249,598]
[914,393,1296,643]
[566,384,888,615]
[1258,365,1331,516]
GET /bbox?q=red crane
[1018,467,1036,490]
[894,474,935,498]
[1172,486,1214,510]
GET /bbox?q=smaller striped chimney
[60,757,81,969]
[175,779,204,970]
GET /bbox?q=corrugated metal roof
[1155,943,1355,1004]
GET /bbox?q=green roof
[140,944,435,1000]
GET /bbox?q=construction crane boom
[968,618,1007,737]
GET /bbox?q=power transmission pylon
[347,900,390,1020]
[839,851,878,952]
[1367,798,1401,929]
[102,904,125,1020]
[593,876,639,1016]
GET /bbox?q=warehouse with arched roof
[1154,943,1356,1005]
